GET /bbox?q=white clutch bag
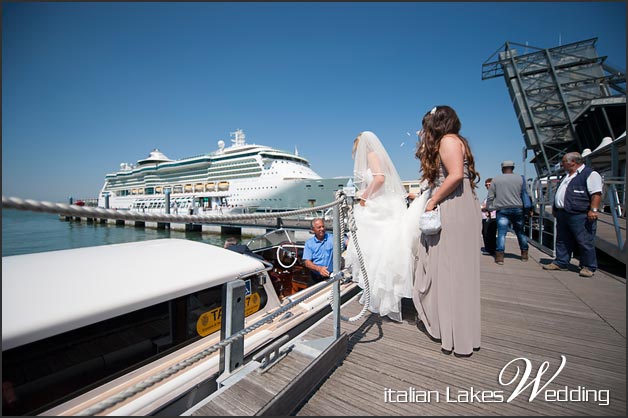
[419,199,441,235]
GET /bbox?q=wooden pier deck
[290,237,626,416]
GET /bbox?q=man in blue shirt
[302,218,334,284]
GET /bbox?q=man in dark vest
[543,152,603,277]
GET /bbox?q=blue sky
[2,2,626,203]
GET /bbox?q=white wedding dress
[344,132,427,322]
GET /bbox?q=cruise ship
[97,129,350,214]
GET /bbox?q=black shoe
[417,320,441,343]
[441,348,452,355]
[454,352,473,358]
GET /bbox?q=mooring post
[332,200,341,339]
[219,280,246,379]
[164,188,171,214]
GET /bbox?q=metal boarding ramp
[482,38,626,264]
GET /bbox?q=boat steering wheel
[276,241,298,269]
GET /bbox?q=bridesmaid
[413,105,482,357]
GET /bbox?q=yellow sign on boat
[196,292,262,337]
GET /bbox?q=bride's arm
[425,135,464,211]
[360,151,385,201]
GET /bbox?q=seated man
[302,218,334,285]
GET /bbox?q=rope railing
[329,190,371,322]
[1,195,342,223]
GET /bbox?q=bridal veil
[346,131,416,322]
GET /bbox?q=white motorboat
[2,235,357,415]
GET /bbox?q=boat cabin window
[2,275,269,416]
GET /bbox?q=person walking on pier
[412,105,482,357]
[543,152,602,277]
[485,160,529,264]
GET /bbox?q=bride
[345,131,427,322]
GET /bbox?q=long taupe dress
[412,161,482,355]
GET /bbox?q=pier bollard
[219,280,246,381]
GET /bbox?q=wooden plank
[257,333,348,415]
[294,240,626,416]
[191,237,625,416]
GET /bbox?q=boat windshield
[246,229,294,252]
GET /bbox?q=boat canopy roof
[2,239,265,350]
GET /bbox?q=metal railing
[525,176,626,257]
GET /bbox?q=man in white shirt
[543,152,603,277]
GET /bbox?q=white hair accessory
[430,107,437,115]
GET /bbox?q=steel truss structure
[482,38,626,178]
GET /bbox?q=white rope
[327,190,371,323]
[1,195,341,223]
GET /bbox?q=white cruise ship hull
[96,129,350,213]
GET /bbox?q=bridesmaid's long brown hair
[415,105,480,189]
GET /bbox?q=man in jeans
[486,160,529,264]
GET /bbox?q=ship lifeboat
[218,181,229,191]
[184,184,193,192]
[205,182,215,191]
[194,183,204,192]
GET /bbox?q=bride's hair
[352,133,362,159]
[415,105,480,189]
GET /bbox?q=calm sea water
[2,208,227,257]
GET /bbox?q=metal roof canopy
[482,38,626,178]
